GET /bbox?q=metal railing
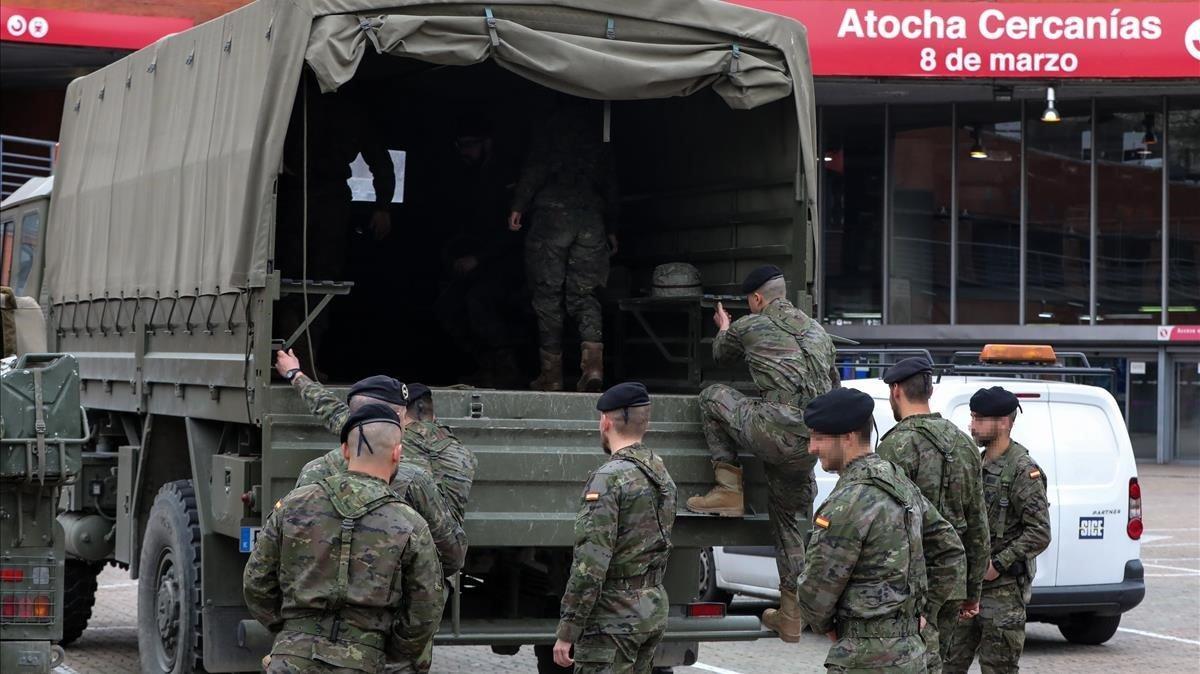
[0,135,57,200]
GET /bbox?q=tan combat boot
[685,462,744,517]
[577,341,604,392]
[530,349,564,392]
[762,587,805,643]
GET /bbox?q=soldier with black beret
[553,382,676,673]
[688,265,840,640]
[877,357,989,674]
[244,403,446,674]
[401,382,478,527]
[945,387,1051,674]
[796,387,966,672]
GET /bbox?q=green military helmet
[650,263,702,298]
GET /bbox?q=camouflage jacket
[556,443,677,642]
[295,376,475,525]
[511,108,620,226]
[713,298,839,407]
[982,440,1051,588]
[404,420,477,527]
[295,450,466,577]
[797,454,965,636]
[243,471,445,670]
[877,413,990,603]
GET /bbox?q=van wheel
[698,548,733,605]
[137,481,203,673]
[61,559,103,646]
[1058,614,1121,645]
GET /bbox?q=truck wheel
[138,481,203,673]
[1058,614,1121,645]
[61,559,104,646]
[698,548,733,605]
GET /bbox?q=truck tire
[61,559,104,646]
[138,480,203,674]
[698,548,733,605]
[1058,613,1121,645]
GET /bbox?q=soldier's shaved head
[758,277,787,302]
[344,422,404,479]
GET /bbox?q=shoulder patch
[274,499,283,511]
[585,492,600,502]
[1029,468,1042,479]
[814,515,830,529]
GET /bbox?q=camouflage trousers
[572,630,664,674]
[920,600,961,674]
[699,384,817,592]
[825,634,926,672]
[264,655,363,673]
[525,208,609,351]
[943,582,1028,674]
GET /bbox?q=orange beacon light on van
[980,344,1057,364]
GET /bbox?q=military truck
[32,1,820,671]
[1,282,88,673]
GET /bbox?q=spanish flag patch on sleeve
[1029,469,1042,479]
[814,515,830,529]
[585,492,600,502]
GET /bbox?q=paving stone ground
[57,463,1199,673]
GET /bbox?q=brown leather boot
[685,462,745,517]
[530,349,563,392]
[762,587,804,643]
[577,341,604,392]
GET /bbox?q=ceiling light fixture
[969,127,988,159]
[1041,87,1061,123]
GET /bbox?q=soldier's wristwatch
[284,368,301,382]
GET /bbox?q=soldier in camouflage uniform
[797,388,966,673]
[552,382,676,674]
[686,265,839,641]
[509,98,620,393]
[244,405,446,673]
[876,357,990,674]
[400,383,477,526]
[274,351,467,577]
[945,387,1051,674]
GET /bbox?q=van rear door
[946,384,1059,587]
[1045,388,1139,586]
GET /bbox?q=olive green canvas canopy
[45,0,815,301]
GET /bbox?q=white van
[700,348,1145,645]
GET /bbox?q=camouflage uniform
[701,298,838,592]
[295,375,476,525]
[512,106,619,351]
[557,443,676,674]
[877,413,989,673]
[292,375,467,577]
[944,441,1051,674]
[243,471,445,673]
[402,420,477,527]
[797,453,966,672]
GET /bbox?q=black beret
[969,386,1021,417]
[804,388,875,435]
[406,382,432,402]
[348,375,409,407]
[597,382,651,412]
[740,265,785,294]
[882,356,934,385]
[339,403,403,444]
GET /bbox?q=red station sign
[2,6,193,51]
[731,1,1200,78]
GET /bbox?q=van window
[15,210,40,295]
[1050,402,1120,485]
